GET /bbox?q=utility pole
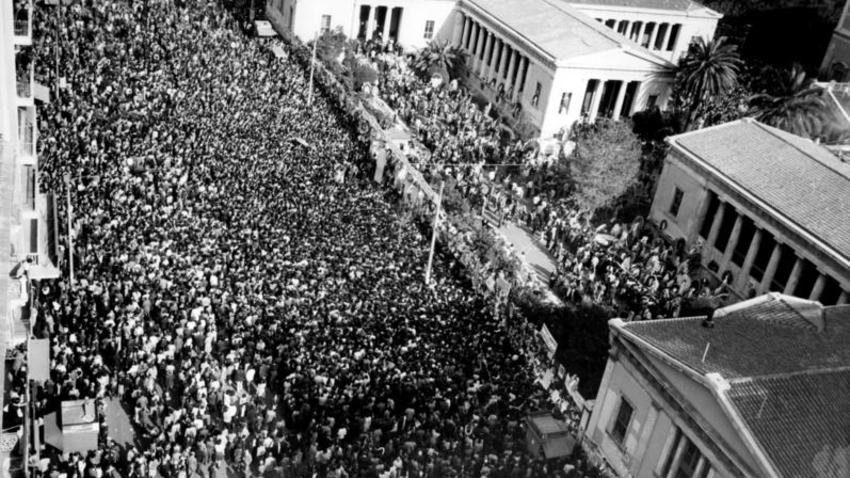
[63,174,74,288]
[424,182,444,286]
[307,31,318,106]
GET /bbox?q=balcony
[13,0,33,45]
[15,49,33,102]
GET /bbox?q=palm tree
[411,42,466,80]
[674,36,742,130]
[747,64,828,138]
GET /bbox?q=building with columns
[821,0,850,81]
[266,0,457,49]
[268,0,721,138]
[441,0,711,137]
[585,293,850,478]
[649,119,850,305]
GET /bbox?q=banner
[539,324,557,358]
[28,338,50,382]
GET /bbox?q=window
[642,22,656,48]
[424,20,435,39]
[559,92,572,114]
[609,397,634,445]
[667,24,681,51]
[669,187,684,217]
[532,82,542,107]
[654,23,669,50]
[646,94,659,109]
[320,14,331,34]
[605,19,616,29]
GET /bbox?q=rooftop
[617,294,850,478]
[727,369,850,478]
[668,119,850,265]
[622,294,850,378]
[463,0,673,66]
[565,0,713,13]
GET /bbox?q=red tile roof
[669,120,850,264]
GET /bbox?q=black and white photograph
[1,0,848,476]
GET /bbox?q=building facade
[586,293,850,478]
[268,0,721,138]
[267,0,457,49]
[821,0,850,81]
[1,0,59,345]
[649,119,850,304]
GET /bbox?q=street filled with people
[361,46,715,321]
[9,0,610,477]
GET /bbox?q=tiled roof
[565,0,706,12]
[669,119,850,263]
[727,369,850,478]
[463,0,672,65]
[622,295,850,378]
[620,295,850,478]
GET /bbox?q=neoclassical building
[649,119,850,304]
[266,0,721,137]
[586,293,850,478]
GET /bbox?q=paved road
[484,211,563,305]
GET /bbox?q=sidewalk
[484,210,563,306]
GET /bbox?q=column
[503,47,515,81]
[460,16,471,48]
[491,39,503,82]
[467,21,477,51]
[629,81,644,116]
[705,201,727,250]
[760,243,783,291]
[809,274,827,301]
[481,31,495,76]
[589,80,605,121]
[721,216,744,268]
[506,52,519,100]
[611,81,628,120]
[783,257,804,295]
[474,25,486,70]
[738,229,762,287]
[382,9,391,42]
[511,56,527,102]
[663,436,688,478]
[366,7,376,40]
[838,291,848,305]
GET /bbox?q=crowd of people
[13,0,609,477]
[358,46,721,320]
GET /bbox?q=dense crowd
[362,48,715,320]
[12,1,609,477]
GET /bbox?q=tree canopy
[569,119,642,214]
[673,36,743,130]
[748,63,828,137]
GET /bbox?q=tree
[569,119,642,215]
[411,41,466,80]
[315,27,348,66]
[673,36,743,130]
[747,63,828,137]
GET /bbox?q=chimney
[701,309,715,328]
